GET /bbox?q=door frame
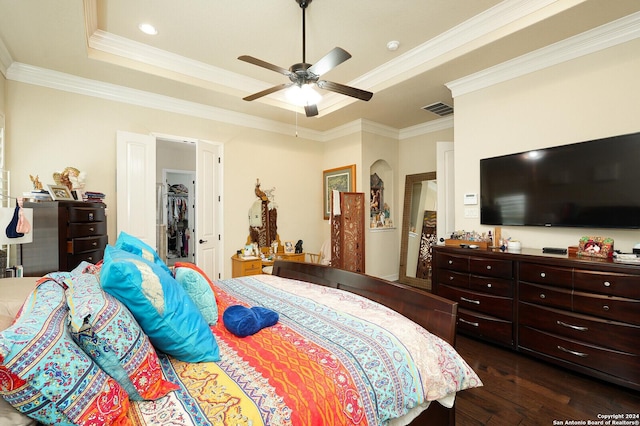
[153,132,224,279]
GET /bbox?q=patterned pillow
[115,231,172,276]
[65,273,179,401]
[173,262,218,325]
[100,246,220,363]
[0,279,130,425]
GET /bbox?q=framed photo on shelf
[284,241,295,254]
[323,164,356,220]
[47,184,74,201]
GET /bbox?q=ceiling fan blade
[304,104,318,117]
[307,47,351,77]
[238,55,293,77]
[243,83,293,101]
[317,80,373,101]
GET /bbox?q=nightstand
[231,255,262,277]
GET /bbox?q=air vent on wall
[422,102,453,116]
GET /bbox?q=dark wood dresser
[22,201,107,276]
[433,245,640,391]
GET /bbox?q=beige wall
[5,81,325,277]
[453,38,640,251]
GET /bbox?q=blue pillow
[223,305,279,337]
[100,245,220,363]
[115,231,172,276]
[174,263,218,325]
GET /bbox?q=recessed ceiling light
[387,40,400,51]
[138,23,158,35]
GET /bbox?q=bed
[1,238,481,426]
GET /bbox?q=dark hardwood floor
[453,335,640,425]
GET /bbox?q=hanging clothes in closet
[167,184,190,260]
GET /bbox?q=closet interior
[161,170,195,266]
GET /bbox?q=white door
[116,131,156,248]
[437,141,455,242]
[196,140,222,280]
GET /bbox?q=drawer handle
[459,318,479,327]
[603,281,611,287]
[602,305,610,311]
[539,293,546,299]
[89,227,95,232]
[487,283,492,288]
[449,276,454,281]
[88,256,93,261]
[92,242,98,246]
[460,296,480,305]
[486,265,492,270]
[556,320,588,332]
[88,213,94,221]
[448,260,453,264]
[557,345,588,358]
[540,272,546,278]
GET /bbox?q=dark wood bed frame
[272,260,459,426]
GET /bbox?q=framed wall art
[323,164,356,220]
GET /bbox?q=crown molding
[399,116,454,140]
[5,62,323,140]
[447,11,640,97]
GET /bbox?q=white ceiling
[1,0,639,133]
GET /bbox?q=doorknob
[199,239,207,244]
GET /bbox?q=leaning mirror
[398,172,437,290]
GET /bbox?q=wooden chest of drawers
[433,245,640,391]
[22,201,107,276]
[433,250,515,348]
[518,261,640,390]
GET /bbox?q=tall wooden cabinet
[22,201,107,276]
[433,246,640,391]
[330,192,365,273]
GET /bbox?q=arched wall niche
[369,159,393,228]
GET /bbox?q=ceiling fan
[238,0,373,117]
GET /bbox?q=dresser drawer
[435,253,468,272]
[436,269,469,289]
[68,250,104,267]
[519,262,572,288]
[572,290,640,325]
[458,308,513,347]
[68,206,106,222]
[519,282,572,311]
[519,326,640,385]
[67,235,108,254]
[68,221,107,238]
[469,274,512,297]
[519,302,639,353]
[574,269,640,298]
[469,256,512,279]
[438,285,512,320]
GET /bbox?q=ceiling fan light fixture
[286,84,322,106]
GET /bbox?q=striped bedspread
[127,274,481,425]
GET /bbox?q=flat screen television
[480,131,640,229]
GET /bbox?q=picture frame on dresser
[47,184,74,201]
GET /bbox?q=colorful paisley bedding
[127,274,482,425]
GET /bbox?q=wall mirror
[398,172,437,290]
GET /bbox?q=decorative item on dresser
[21,201,107,276]
[432,245,640,391]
